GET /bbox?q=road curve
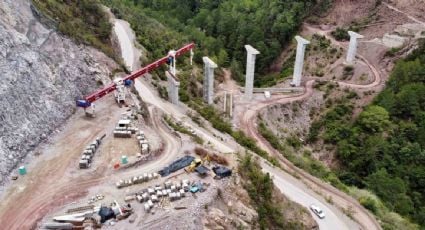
[261,161,353,230]
[239,27,384,230]
[114,17,377,230]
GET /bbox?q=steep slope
[0,0,117,182]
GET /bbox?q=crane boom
[76,43,195,108]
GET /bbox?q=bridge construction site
[1,10,401,229]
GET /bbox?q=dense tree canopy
[34,0,116,59]
[104,0,328,84]
[333,39,425,226]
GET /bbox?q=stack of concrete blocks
[115,172,159,189]
[166,71,180,105]
[244,45,260,99]
[346,31,364,65]
[136,130,149,154]
[113,119,136,138]
[202,57,218,105]
[291,36,310,87]
[137,179,191,213]
[79,137,102,169]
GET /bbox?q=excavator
[185,155,210,173]
[185,158,202,173]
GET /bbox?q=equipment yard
[0,88,236,229]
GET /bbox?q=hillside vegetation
[239,154,314,229]
[33,0,116,59]
[312,40,425,227]
[102,0,331,85]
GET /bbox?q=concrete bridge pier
[166,71,180,105]
[203,57,218,105]
[291,36,310,87]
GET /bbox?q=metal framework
[76,43,195,108]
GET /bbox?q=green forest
[33,0,425,227]
[33,0,115,59]
[102,0,330,85]
[313,40,425,227]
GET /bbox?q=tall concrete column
[229,92,233,117]
[244,45,260,99]
[166,71,180,105]
[291,36,310,87]
[203,57,218,105]
[346,31,364,64]
[223,91,227,112]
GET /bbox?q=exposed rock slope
[0,0,117,182]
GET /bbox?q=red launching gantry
[76,43,195,113]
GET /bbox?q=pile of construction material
[136,131,150,154]
[134,179,191,213]
[79,135,105,169]
[113,119,138,138]
[45,201,132,229]
[159,155,195,177]
[116,172,159,189]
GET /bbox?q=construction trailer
[213,166,232,179]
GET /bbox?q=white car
[310,204,326,219]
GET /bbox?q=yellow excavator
[185,158,202,172]
[185,155,211,173]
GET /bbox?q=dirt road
[115,12,375,230]
[238,26,384,230]
[0,19,185,229]
[383,2,425,26]
[0,96,124,229]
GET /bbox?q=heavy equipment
[76,43,195,115]
[185,154,212,173]
[184,158,202,173]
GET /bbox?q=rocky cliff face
[0,0,117,182]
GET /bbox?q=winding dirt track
[0,98,181,229]
[239,28,383,230]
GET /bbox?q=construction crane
[76,43,195,115]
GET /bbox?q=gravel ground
[0,0,117,183]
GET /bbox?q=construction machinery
[184,158,202,173]
[184,154,212,173]
[76,43,195,115]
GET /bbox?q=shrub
[331,27,350,41]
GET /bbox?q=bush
[33,0,116,60]
[360,196,378,214]
[239,155,286,229]
[331,27,350,41]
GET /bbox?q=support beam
[229,92,233,117]
[291,36,310,87]
[166,71,180,105]
[244,45,260,99]
[223,91,227,112]
[346,31,364,65]
[202,57,218,105]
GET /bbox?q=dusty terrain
[0,0,118,183]
[0,11,257,230]
[2,1,423,229]
[230,2,425,230]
